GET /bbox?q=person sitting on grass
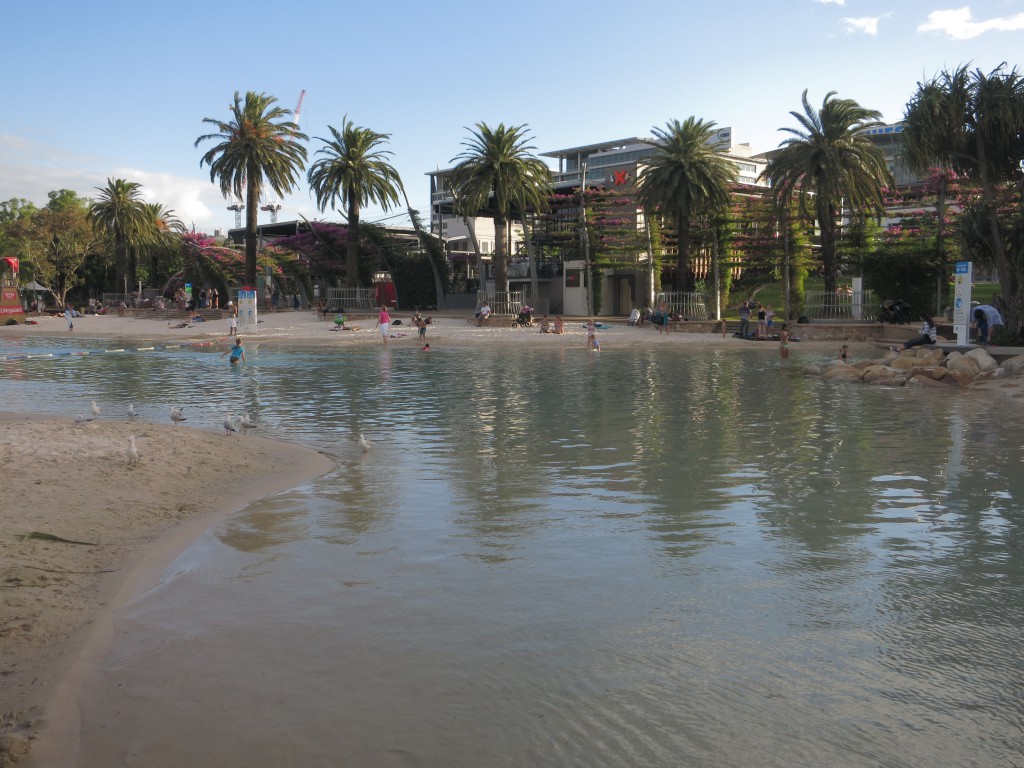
[891,315,936,352]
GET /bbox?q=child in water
[221,337,246,365]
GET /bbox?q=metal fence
[655,291,711,320]
[477,290,528,316]
[803,290,877,321]
[324,287,378,311]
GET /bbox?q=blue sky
[1,0,1021,233]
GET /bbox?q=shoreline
[0,412,333,766]
[2,309,1021,765]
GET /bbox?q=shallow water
[4,339,1024,767]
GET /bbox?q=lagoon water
[4,337,1024,766]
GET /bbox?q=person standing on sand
[376,305,391,344]
[779,324,790,359]
[64,304,74,332]
[737,301,751,339]
[227,301,238,337]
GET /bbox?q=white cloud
[814,0,846,5]
[112,167,217,232]
[918,6,1024,39]
[841,14,891,34]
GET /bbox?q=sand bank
[0,413,333,765]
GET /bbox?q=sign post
[953,261,972,346]
[238,288,258,334]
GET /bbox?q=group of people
[538,315,565,334]
[736,301,775,340]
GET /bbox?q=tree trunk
[819,201,838,294]
[676,214,692,291]
[935,177,947,316]
[114,234,127,294]
[244,173,259,288]
[401,189,445,309]
[518,193,539,307]
[493,214,508,294]
[346,198,360,288]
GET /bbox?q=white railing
[325,287,378,311]
[477,290,528,316]
[803,290,876,321]
[655,291,710,320]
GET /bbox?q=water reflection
[5,341,1024,766]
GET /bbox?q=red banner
[2,257,18,272]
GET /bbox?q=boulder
[1000,354,1024,377]
[822,364,864,382]
[944,370,976,387]
[908,373,955,387]
[889,356,921,371]
[862,365,896,384]
[947,354,981,378]
[965,347,998,373]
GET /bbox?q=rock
[889,357,920,371]
[945,370,976,386]
[947,354,981,378]
[965,347,998,373]
[822,364,863,381]
[908,372,956,386]
[862,365,896,384]
[1000,354,1024,377]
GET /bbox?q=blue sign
[955,298,963,309]
[955,262,970,274]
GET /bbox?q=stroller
[512,305,534,328]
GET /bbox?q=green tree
[139,203,185,288]
[448,122,552,294]
[761,90,892,293]
[196,91,308,288]
[10,200,99,306]
[635,118,736,291]
[307,118,404,288]
[87,178,150,292]
[903,66,973,314]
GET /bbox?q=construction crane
[227,202,243,228]
[258,90,306,224]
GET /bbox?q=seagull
[240,412,254,435]
[73,414,93,425]
[90,400,102,418]
[126,435,140,466]
[170,407,187,425]
[223,413,238,436]
[358,433,373,453]
[127,403,138,418]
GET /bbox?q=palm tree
[761,90,892,293]
[635,118,736,291]
[88,178,150,292]
[306,118,403,288]
[448,123,551,295]
[902,66,972,314]
[195,91,307,288]
[139,202,184,288]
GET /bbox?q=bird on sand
[358,433,373,453]
[170,407,187,425]
[223,413,238,436]
[73,414,93,425]
[126,435,140,466]
[239,412,254,435]
[90,400,102,418]
[127,403,138,418]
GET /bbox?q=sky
[2,0,1022,235]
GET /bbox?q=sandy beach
[1,308,1022,765]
